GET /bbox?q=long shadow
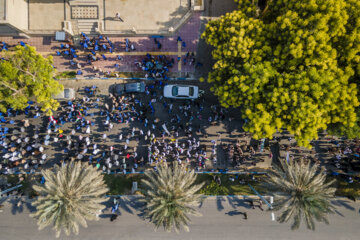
[199,197,205,209]
[270,142,280,167]
[229,197,252,209]
[155,5,189,32]
[25,200,36,213]
[227,196,237,209]
[216,196,225,211]
[6,197,36,215]
[202,0,239,18]
[99,213,115,219]
[9,198,23,215]
[332,200,356,211]
[334,209,344,217]
[118,197,135,214]
[225,210,244,216]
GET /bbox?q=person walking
[115,12,123,21]
[259,200,264,211]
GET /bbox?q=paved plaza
[104,0,189,32]
[19,0,194,34]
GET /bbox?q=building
[0,0,202,38]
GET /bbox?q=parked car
[112,82,145,96]
[53,88,75,99]
[163,84,200,99]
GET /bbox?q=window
[172,86,178,96]
[189,87,194,96]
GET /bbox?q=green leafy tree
[141,163,204,232]
[31,161,108,238]
[0,45,63,115]
[265,159,336,230]
[202,0,360,147]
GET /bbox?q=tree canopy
[202,0,360,147]
[265,158,336,230]
[0,45,63,115]
[141,162,204,232]
[31,161,108,238]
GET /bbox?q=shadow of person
[225,210,244,216]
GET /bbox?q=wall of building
[0,0,6,21]
[6,0,28,31]
[0,24,19,34]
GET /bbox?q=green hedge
[5,173,358,198]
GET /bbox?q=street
[0,197,359,240]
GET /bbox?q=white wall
[6,0,28,30]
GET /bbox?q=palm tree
[30,161,108,238]
[265,158,336,230]
[141,162,204,232]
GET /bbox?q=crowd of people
[223,139,265,168]
[0,80,240,175]
[1,83,359,181]
[135,54,174,80]
[2,33,203,80]
[51,33,202,79]
[326,139,360,175]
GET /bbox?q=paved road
[0,196,359,240]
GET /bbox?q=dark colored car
[112,82,145,96]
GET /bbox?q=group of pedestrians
[135,54,174,80]
[0,80,236,175]
[51,33,202,79]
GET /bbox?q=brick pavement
[0,13,202,75]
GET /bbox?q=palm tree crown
[141,162,204,232]
[266,158,336,230]
[31,161,108,238]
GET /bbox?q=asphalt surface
[0,196,359,240]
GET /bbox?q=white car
[163,85,199,99]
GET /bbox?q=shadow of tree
[155,6,189,32]
[4,197,36,215]
[331,199,356,211]
[216,196,226,211]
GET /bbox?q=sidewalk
[0,13,202,75]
